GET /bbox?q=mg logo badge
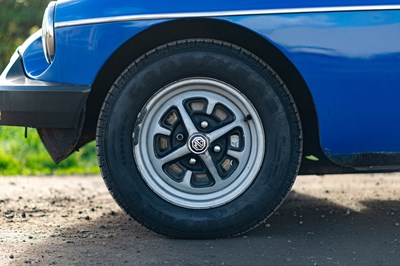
[192,136,206,151]
[188,134,209,154]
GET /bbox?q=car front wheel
[97,39,302,238]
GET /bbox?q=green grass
[0,127,100,175]
[0,1,100,175]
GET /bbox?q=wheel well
[78,18,336,173]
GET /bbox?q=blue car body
[2,0,400,172]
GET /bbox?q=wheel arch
[78,18,339,173]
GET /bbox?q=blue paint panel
[21,36,49,77]
[235,11,400,154]
[24,21,159,84]
[21,3,400,160]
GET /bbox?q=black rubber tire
[96,39,302,239]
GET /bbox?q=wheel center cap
[188,134,209,154]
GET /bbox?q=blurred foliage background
[0,0,49,71]
[0,0,100,175]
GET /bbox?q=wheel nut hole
[176,133,184,141]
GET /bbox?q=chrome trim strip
[55,5,400,28]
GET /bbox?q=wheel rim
[134,78,265,209]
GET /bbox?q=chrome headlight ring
[42,1,56,64]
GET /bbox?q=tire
[96,39,302,239]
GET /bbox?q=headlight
[42,1,56,64]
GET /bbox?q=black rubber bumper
[0,53,90,128]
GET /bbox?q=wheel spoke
[206,99,219,115]
[175,101,197,135]
[227,150,242,160]
[181,170,193,189]
[160,145,190,164]
[200,151,222,184]
[208,119,245,142]
[154,123,171,136]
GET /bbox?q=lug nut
[213,146,221,153]
[176,133,184,141]
[189,158,197,165]
[201,121,209,128]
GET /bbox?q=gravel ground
[0,173,399,265]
